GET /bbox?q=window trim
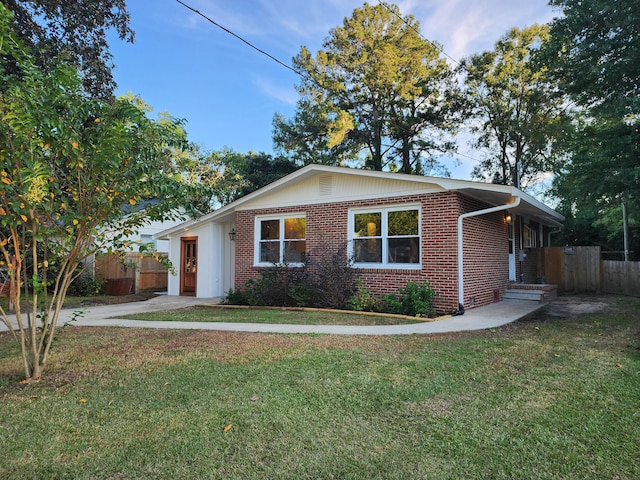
[523,223,537,248]
[254,213,307,266]
[348,204,422,269]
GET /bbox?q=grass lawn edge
[195,303,451,323]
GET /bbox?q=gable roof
[156,165,563,239]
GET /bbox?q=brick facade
[460,196,510,309]
[234,191,514,314]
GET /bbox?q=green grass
[123,305,425,325]
[0,294,638,479]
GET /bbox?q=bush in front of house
[347,280,436,317]
[223,243,436,316]
[347,280,381,312]
[306,244,357,309]
[382,281,436,317]
[223,286,251,305]
[224,243,357,309]
[242,264,313,307]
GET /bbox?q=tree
[0,6,188,380]
[543,0,639,257]
[169,142,227,215]
[544,0,639,116]
[211,151,299,204]
[272,100,359,167]
[460,25,570,189]
[550,114,639,258]
[3,0,134,98]
[274,2,459,173]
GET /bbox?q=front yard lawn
[123,305,426,325]
[0,295,638,479]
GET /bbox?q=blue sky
[109,0,557,180]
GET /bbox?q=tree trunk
[401,138,411,174]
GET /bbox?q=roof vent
[319,175,333,196]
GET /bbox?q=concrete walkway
[1,295,544,335]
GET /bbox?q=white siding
[165,220,234,298]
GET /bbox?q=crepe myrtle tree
[0,10,189,380]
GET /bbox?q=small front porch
[504,283,558,303]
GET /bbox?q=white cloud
[409,0,555,61]
[254,77,298,106]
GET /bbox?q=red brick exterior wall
[234,192,512,313]
[460,196,510,308]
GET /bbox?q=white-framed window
[255,214,306,266]
[523,223,537,248]
[140,234,156,249]
[349,205,421,268]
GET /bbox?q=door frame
[180,237,198,296]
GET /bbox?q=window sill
[352,263,422,271]
[253,263,306,268]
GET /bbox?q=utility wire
[174,0,487,166]
[174,0,303,77]
[376,0,462,66]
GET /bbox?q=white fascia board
[155,165,563,238]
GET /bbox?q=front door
[180,238,197,296]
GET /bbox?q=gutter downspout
[457,196,521,308]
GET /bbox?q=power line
[376,0,462,66]
[174,0,486,167]
[174,0,303,77]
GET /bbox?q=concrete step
[503,289,545,303]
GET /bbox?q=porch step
[503,289,546,303]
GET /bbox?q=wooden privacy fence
[538,246,640,296]
[602,260,640,296]
[95,253,168,295]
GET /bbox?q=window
[350,206,420,267]
[256,215,306,265]
[523,224,537,248]
[140,234,156,249]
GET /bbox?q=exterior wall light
[228,228,236,241]
[504,212,513,224]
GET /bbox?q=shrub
[224,287,250,305]
[347,280,379,312]
[224,244,357,309]
[242,264,312,307]
[307,243,356,309]
[67,271,105,297]
[383,281,436,317]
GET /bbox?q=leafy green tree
[460,25,570,189]
[213,152,299,204]
[543,0,639,256]
[0,6,188,380]
[544,0,639,117]
[274,2,458,173]
[272,99,359,167]
[3,0,133,98]
[550,115,639,258]
[239,154,299,197]
[168,142,226,215]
